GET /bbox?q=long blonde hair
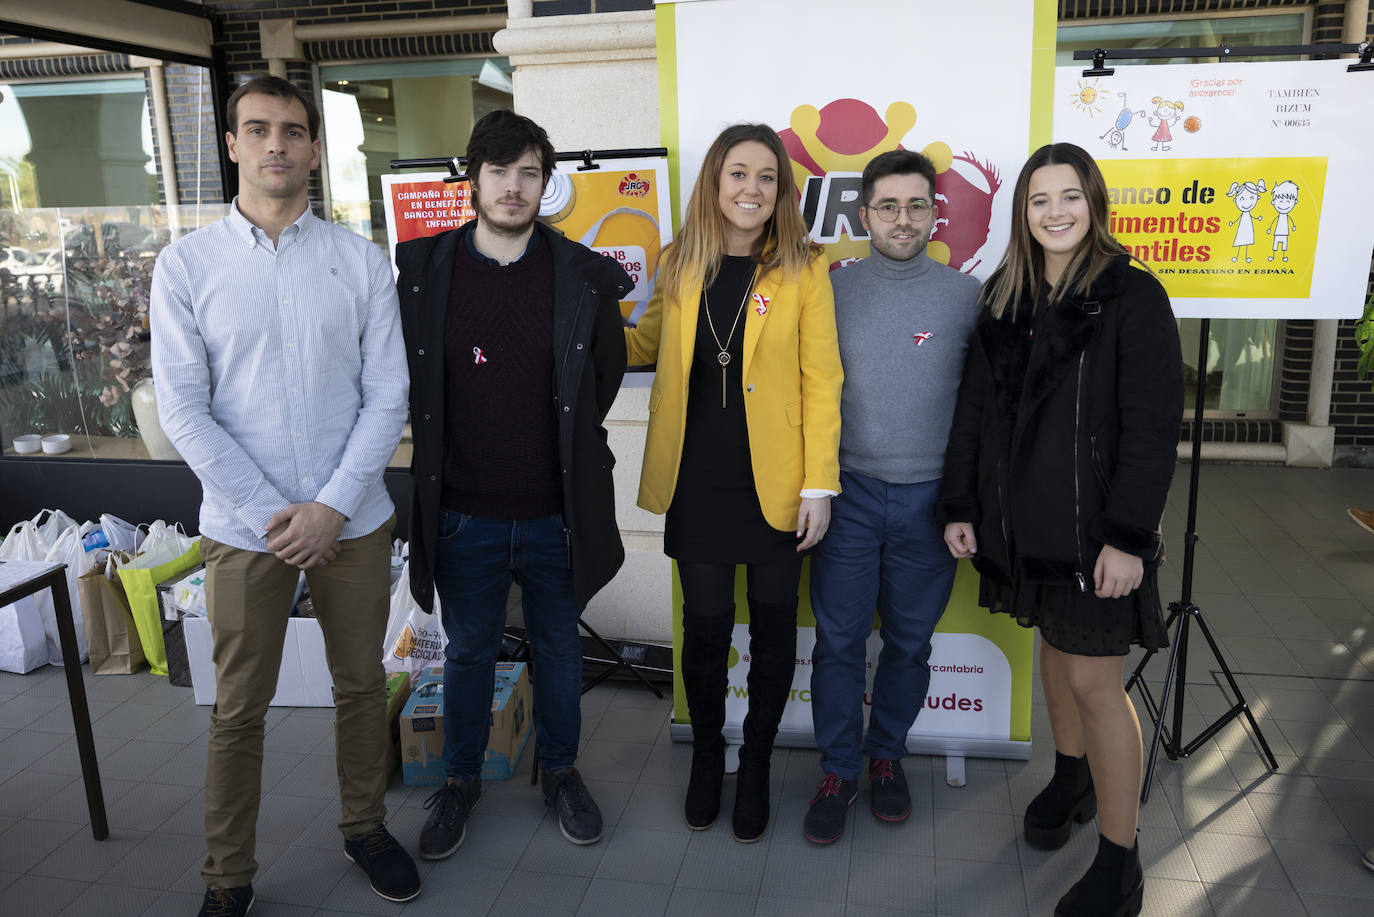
[658,123,816,299]
[982,143,1127,320]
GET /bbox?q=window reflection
[321,60,513,246]
[1,205,228,458]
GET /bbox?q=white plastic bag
[99,513,144,554]
[1,519,48,562]
[117,520,195,573]
[0,596,47,673]
[32,509,77,545]
[36,524,94,664]
[0,520,55,671]
[382,561,446,687]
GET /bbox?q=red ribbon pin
[473,347,488,365]
[913,332,933,346]
[752,293,770,315]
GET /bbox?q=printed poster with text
[381,157,673,325]
[1054,60,1374,319]
[660,0,1056,761]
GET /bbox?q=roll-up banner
[381,157,674,326]
[1052,60,1374,320]
[658,0,1059,761]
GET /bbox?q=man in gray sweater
[803,150,981,845]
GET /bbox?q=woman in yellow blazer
[626,123,843,843]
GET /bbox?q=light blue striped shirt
[150,200,409,552]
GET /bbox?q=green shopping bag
[117,531,202,676]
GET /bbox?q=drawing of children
[1267,180,1298,263]
[1148,97,1184,151]
[1227,180,1266,263]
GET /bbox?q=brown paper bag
[78,553,147,675]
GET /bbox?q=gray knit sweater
[830,248,981,484]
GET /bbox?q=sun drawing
[1068,79,1105,117]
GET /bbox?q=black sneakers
[804,772,859,845]
[343,824,421,902]
[543,767,603,845]
[419,774,481,860]
[198,885,253,917]
[869,758,912,822]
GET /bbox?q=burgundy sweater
[441,236,562,519]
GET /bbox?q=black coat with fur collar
[934,254,1183,589]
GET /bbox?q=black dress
[665,255,797,564]
[978,300,1170,657]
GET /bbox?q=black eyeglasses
[867,201,933,223]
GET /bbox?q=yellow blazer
[626,250,843,532]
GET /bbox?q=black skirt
[980,570,1170,657]
[665,256,797,564]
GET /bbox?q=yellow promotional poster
[1054,60,1373,320]
[535,162,674,325]
[381,158,673,325]
[658,0,1055,764]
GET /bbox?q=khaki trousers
[200,517,394,888]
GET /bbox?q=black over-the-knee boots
[680,605,734,829]
[733,595,798,843]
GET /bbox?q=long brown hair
[658,123,816,299]
[982,142,1127,319]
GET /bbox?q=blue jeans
[809,472,956,781]
[432,510,583,775]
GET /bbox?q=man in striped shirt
[151,75,419,917]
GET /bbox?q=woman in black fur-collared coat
[935,143,1182,917]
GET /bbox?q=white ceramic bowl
[41,434,71,455]
[12,433,41,454]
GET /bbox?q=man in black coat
[395,111,630,859]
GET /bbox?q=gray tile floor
[1,463,1372,916]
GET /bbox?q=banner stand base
[670,720,1031,766]
[945,755,966,787]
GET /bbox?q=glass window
[1,205,229,459]
[1057,12,1306,415]
[320,59,513,247]
[1057,13,1308,67]
[0,55,229,462]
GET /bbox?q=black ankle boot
[685,741,725,829]
[731,757,770,842]
[1054,834,1144,917]
[1025,751,1097,850]
[680,606,733,830]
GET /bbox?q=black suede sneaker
[198,885,253,917]
[803,773,859,845]
[868,758,912,822]
[543,767,603,845]
[343,824,421,902]
[419,774,481,860]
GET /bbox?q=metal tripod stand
[1124,317,1278,805]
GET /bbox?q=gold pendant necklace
[702,264,759,409]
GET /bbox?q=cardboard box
[183,616,334,707]
[486,662,532,780]
[384,671,411,782]
[400,661,532,785]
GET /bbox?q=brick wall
[165,64,224,206]
[201,0,506,78]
